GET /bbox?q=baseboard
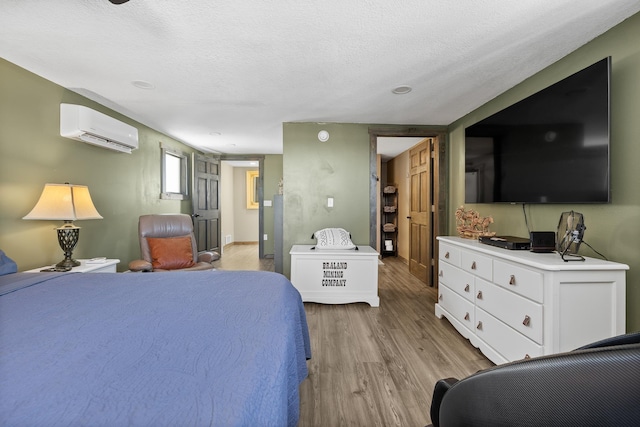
[377,254,408,265]
[223,241,258,251]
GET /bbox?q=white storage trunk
[289,245,379,307]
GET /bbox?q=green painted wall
[448,13,640,331]
[0,59,199,271]
[282,123,371,276]
[263,154,283,256]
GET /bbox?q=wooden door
[192,154,221,253]
[408,140,432,282]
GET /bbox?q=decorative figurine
[455,206,496,239]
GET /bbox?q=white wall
[220,161,235,250]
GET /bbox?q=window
[161,145,188,200]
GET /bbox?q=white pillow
[313,228,356,250]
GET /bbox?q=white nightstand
[24,259,120,273]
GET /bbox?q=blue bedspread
[0,270,311,427]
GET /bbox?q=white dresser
[290,245,379,307]
[435,236,628,365]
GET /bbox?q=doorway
[220,155,265,259]
[370,127,447,287]
[408,139,431,282]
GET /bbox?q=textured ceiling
[1,1,638,156]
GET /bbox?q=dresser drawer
[460,250,492,281]
[439,242,461,267]
[438,262,475,303]
[494,260,543,303]
[438,284,475,332]
[475,308,543,362]
[475,278,543,344]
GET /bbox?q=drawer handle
[524,354,531,360]
[476,321,483,330]
[471,261,477,270]
[509,275,516,285]
[523,315,531,327]
[464,312,470,321]
[439,270,443,277]
[464,284,470,292]
[477,290,483,299]
[445,252,450,259]
[439,293,443,301]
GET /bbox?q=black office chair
[428,332,640,427]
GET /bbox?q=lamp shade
[23,183,103,221]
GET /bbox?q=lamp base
[56,257,81,268]
[56,223,81,269]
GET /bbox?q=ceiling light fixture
[132,80,155,90]
[392,85,412,95]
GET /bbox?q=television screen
[465,57,610,204]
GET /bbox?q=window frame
[160,144,189,200]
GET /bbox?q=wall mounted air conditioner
[60,103,139,154]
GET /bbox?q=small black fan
[556,211,586,261]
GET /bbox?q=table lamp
[23,183,103,268]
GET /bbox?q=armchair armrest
[128,259,153,272]
[197,251,220,263]
[430,378,458,427]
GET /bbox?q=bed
[0,267,311,427]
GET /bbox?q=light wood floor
[217,244,493,426]
[213,243,275,271]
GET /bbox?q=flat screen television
[465,57,611,204]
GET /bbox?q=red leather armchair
[128,214,220,272]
